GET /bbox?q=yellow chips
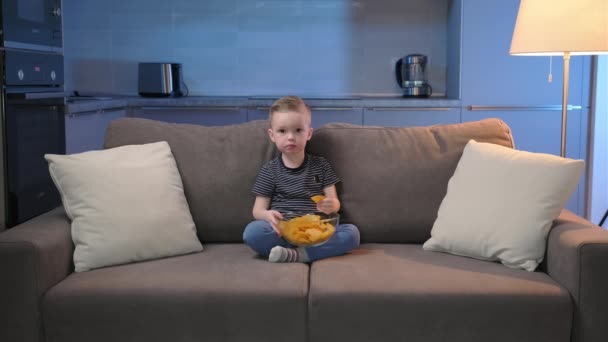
[279,214,336,246]
[310,195,325,203]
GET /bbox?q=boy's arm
[319,185,341,214]
[252,196,283,235]
[252,196,271,220]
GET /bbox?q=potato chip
[305,228,323,241]
[279,213,336,246]
[310,195,325,203]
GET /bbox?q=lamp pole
[560,52,570,158]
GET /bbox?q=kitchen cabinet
[247,108,269,123]
[462,108,586,159]
[130,106,247,126]
[462,108,588,215]
[460,0,592,216]
[460,0,591,107]
[65,108,127,154]
[248,107,364,128]
[310,107,364,127]
[363,108,460,127]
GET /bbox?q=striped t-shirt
[252,153,340,217]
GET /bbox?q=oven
[1,49,65,229]
[1,0,63,52]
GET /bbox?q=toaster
[138,62,184,97]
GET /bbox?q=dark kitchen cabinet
[462,108,588,215]
[311,106,364,128]
[459,0,591,216]
[247,107,363,128]
[65,108,127,154]
[460,0,591,107]
[247,108,269,123]
[363,107,460,127]
[130,106,247,126]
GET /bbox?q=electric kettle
[395,54,432,97]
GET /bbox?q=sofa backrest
[306,118,514,243]
[105,118,277,243]
[105,117,513,244]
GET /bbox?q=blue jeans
[243,220,360,262]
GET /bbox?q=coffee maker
[395,54,432,97]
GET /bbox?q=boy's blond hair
[269,96,311,123]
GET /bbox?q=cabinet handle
[367,107,451,111]
[256,107,355,111]
[8,91,66,100]
[66,107,124,116]
[137,106,240,111]
[467,105,582,111]
[310,107,355,111]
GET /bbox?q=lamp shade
[510,0,608,56]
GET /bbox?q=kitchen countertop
[65,95,462,114]
[65,98,130,114]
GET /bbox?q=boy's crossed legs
[243,220,360,262]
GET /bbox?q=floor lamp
[509,0,608,158]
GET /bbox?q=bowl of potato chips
[278,212,339,247]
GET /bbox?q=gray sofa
[1,117,608,342]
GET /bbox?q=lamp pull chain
[548,56,553,83]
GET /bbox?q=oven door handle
[7,92,66,100]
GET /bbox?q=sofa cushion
[308,243,572,342]
[306,118,514,243]
[104,118,277,242]
[45,141,203,272]
[423,140,584,271]
[43,244,308,342]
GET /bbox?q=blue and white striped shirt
[252,153,340,217]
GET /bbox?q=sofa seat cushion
[309,243,572,342]
[42,244,309,342]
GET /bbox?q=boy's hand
[264,210,284,236]
[317,197,339,214]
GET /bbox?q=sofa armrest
[546,210,608,342]
[0,207,73,342]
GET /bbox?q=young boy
[243,96,360,263]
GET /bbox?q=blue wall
[63,0,449,97]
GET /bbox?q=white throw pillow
[45,141,203,272]
[423,139,584,271]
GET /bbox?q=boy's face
[268,108,313,156]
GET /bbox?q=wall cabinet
[462,108,585,156]
[460,0,590,107]
[460,0,591,216]
[65,108,127,154]
[310,107,364,127]
[248,107,363,128]
[247,108,269,122]
[130,107,247,126]
[363,108,460,127]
